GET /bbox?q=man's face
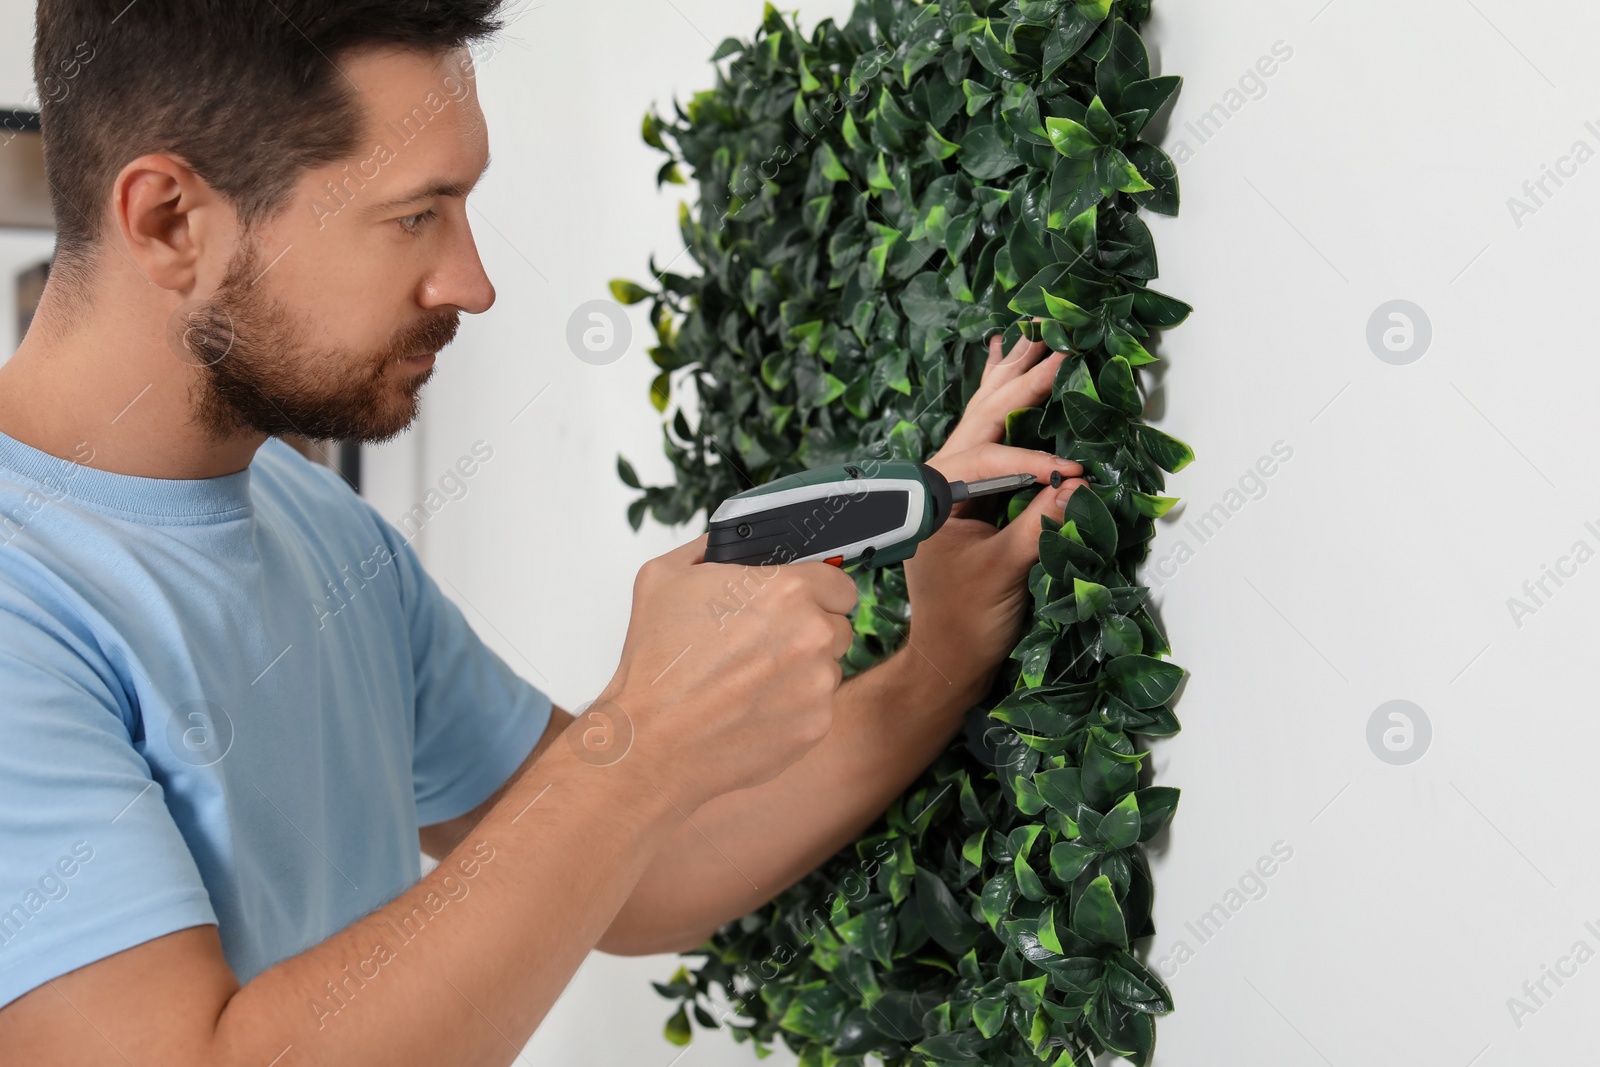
[180,44,496,444]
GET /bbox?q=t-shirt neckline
[0,426,259,524]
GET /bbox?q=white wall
[1141,1,1600,1063]
[7,0,1600,1063]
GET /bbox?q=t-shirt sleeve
[0,605,218,1011]
[372,515,555,828]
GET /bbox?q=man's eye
[397,209,438,236]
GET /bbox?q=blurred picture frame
[0,110,51,231]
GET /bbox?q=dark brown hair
[33,0,508,306]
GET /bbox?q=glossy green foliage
[614,1,1191,1063]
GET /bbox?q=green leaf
[969,19,1027,79]
[1127,141,1180,215]
[915,867,983,954]
[1037,902,1065,955]
[664,1004,692,1046]
[1016,854,1050,901]
[1041,289,1095,327]
[640,112,665,149]
[962,78,999,115]
[1085,95,1118,143]
[1011,626,1055,688]
[609,279,650,305]
[1106,951,1175,1012]
[1042,10,1102,80]
[817,372,848,406]
[960,121,1023,180]
[1061,204,1098,259]
[972,996,1007,1039]
[1050,841,1097,881]
[1070,875,1127,947]
[616,454,641,489]
[1131,492,1179,519]
[1092,147,1151,194]
[1098,793,1141,850]
[759,351,791,391]
[1135,424,1196,472]
[1106,655,1184,709]
[655,160,685,187]
[817,142,849,182]
[1119,76,1183,125]
[1096,355,1141,416]
[961,828,988,868]
[925,123,961,161]
[1062,485,1116,557]
[866,153,894,192]
[1034,766,1087,818]
[1073,577,1113,620]
[1106,324,1156,365]
[1131,284,1193,328]
[1100,614,1143,657]
[1135,786,1180,841]
[980,872,1017,929]
[1044,116,1101,159]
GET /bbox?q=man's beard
[176,238,459,444]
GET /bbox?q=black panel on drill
[704,490,911,565]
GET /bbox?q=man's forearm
[208,736,685,1067]
[602,642,985,955]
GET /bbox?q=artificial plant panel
[612,1,1192,1064]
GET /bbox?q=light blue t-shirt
[0,430,552,1008]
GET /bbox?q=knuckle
[836,618,855,652]
[799,613,835,653]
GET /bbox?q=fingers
[798,562,862,616]
[832,613,856,659]
[980,319,1065,388]
[1003,477,1091,571]
[946,338,1072,456]
[974,334,1049,409]
[929,441,1084,489]
[983,348,1070,416]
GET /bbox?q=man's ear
[112,153,233,293]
